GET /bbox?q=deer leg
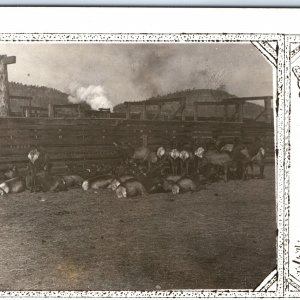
[259,164,265,179]
[32,176,35,192]
[248,164,251,179]
[224,164,228,182]
[30,177,34,193]
[237,163,244,180]
[242,163,249,181]
[195,158,198,173]
[32,168,37,192]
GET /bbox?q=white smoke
[68,84,113,111]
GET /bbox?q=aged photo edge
[0,32,288,298]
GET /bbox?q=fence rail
[0,117,275,170]
[8,95,273,123]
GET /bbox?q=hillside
[8,82,69,113]
[7,83,272,122]
[114,88,273,122]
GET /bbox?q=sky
[0,43,273,107]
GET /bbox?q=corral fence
[9,95,273,123]
[0,56,275,172]
[0,116,275,172]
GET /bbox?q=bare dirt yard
[0,166,276,291]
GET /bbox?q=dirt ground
[0,166,276,291]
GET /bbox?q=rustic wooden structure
[85,108,111,118]
[124,97,186,121]
[193,101,236,122]
[0,55,16,117]
[7,95,33,117]
[52,104,82,118]
[21,105,48,118]
[222,96,273,123]
[0,117,275,171]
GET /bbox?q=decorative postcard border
[0,33,289,298]
[283,34,300,298]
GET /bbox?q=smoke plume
[126,45,227,100]
[68,84,113,111]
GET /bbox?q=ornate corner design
[292,66,300,97]
[288,275,300,292]
[251,41,278,68]
[254,269,277,292]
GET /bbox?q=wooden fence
[0,117,275,171]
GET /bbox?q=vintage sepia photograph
[0,39,278,292]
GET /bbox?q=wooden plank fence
[0,117,275,170]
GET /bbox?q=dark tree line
[8,81,69,112]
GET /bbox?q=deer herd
[0,135,266,198]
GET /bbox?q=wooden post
[158,104,162,120]
[193,102,198,121]
[153,104,162,120]
[181,99,186,121]
[238,103,244,122]
[181,107,185,121]
[77,104,81,118]
[125,102,130,119]
[48,103,54,118]
[0,55,16,117]
[264,98,271,122]
[141,102,146,120]
[234,104,239,122]
[28,98,32,117]
[224,104,228,122]
[24,107,30,118]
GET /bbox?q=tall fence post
[238,103,244,122]
[193,102,198,121]
[224,104,228,122]
[181,99,186,121]
[158,104,162,120]
[181,103,186,121]
[77,104,81,118]
[28,98,32,117]
[48,104,54,118]
[0,55,16,117]
[125,102,130,119]
[24,107,30,118]
[264,98,271,122]
[141,103,146,120]
[234,104,239,122]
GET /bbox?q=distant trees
[8,81,69,113]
